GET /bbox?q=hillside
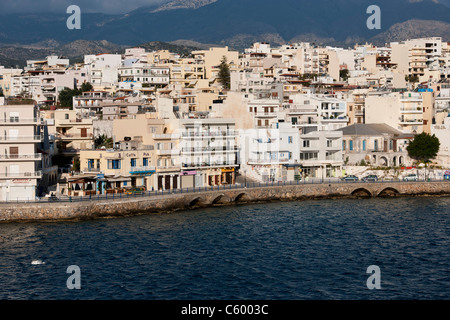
[0,40,202,68]
[0,0,450,54]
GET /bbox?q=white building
[239,122,301,182]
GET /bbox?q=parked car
[125,186,146,195]
[342,175,359,182]
[403,174,418,181]
[362,175,378,182]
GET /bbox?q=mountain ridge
[0,0,450,57]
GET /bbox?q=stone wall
[0,181,449,222]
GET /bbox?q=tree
[405,74,419,83]
[58,87,79,108]
[339,69,349,81]
[406,132,440,163]
[80,82,93,93]
[95,134,113,149]
[217,56,231,90]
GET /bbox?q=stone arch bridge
[1,181,449,222]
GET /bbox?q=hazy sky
[1,0,450,14]
[0,0,168,14]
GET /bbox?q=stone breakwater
[0,181,449,222]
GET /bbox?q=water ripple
[0,197,449,299]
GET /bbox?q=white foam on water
[31,260,45,265]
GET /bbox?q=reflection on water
[0,197,449,300]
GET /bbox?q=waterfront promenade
[0,179,449,222]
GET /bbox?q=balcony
[0,135,44,143]
[181,131,236,138]
[0,154,42,161]
[321,116,349,122]
[153,133,180,140]
[254,112,276,118]
[182,161,237,169]
[287,108,317,115]
[0,171,42,179]
[400,119,423,125]
[0,118,43,125]
[400,108,422,114]
[56,133,94,140]
[157,149,178,155]
[181,146,237,154]
[247,158,290,165]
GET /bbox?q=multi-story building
[285,93,349,132]
[299,130,343,179]
[192,47,239,80]
[239,123,301,182]
[365,91,426,134]
[50,110,94,157]
[391,37,444,82]
[78,138,156,195]
[0,100,56,201]
[337,123,413,167]
[84,53,122,88]
[177,118,238,188]
[0,67,23,97]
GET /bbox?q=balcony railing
[0,135,43,142]
[0,171,42,178]
[248,158,290,164]
[56,133,94,139]
[182,162,237,168]
[0,118,43,124]
[0,154,42,160]
[181,131,236,138]
[181,146,237,153]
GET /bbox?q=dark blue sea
[0,197,449,300]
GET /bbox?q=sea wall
[0,181,449,222]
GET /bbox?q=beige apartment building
[365,91,426,134]
[0,101,52,201]
[45,110,94,158]
[192,47,239,80]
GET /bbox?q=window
[9,112,19,122]
[349,140,353,151]
[143,158,148,167]
[342,140,346,151]
[131,158,137,167]
[374,140,378,151]
[288,136,293,144]
[108,159,121,169]
[327,139,332,148]
[363,140,366,151]
[88,159,95,169]
[303,140,310,148]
